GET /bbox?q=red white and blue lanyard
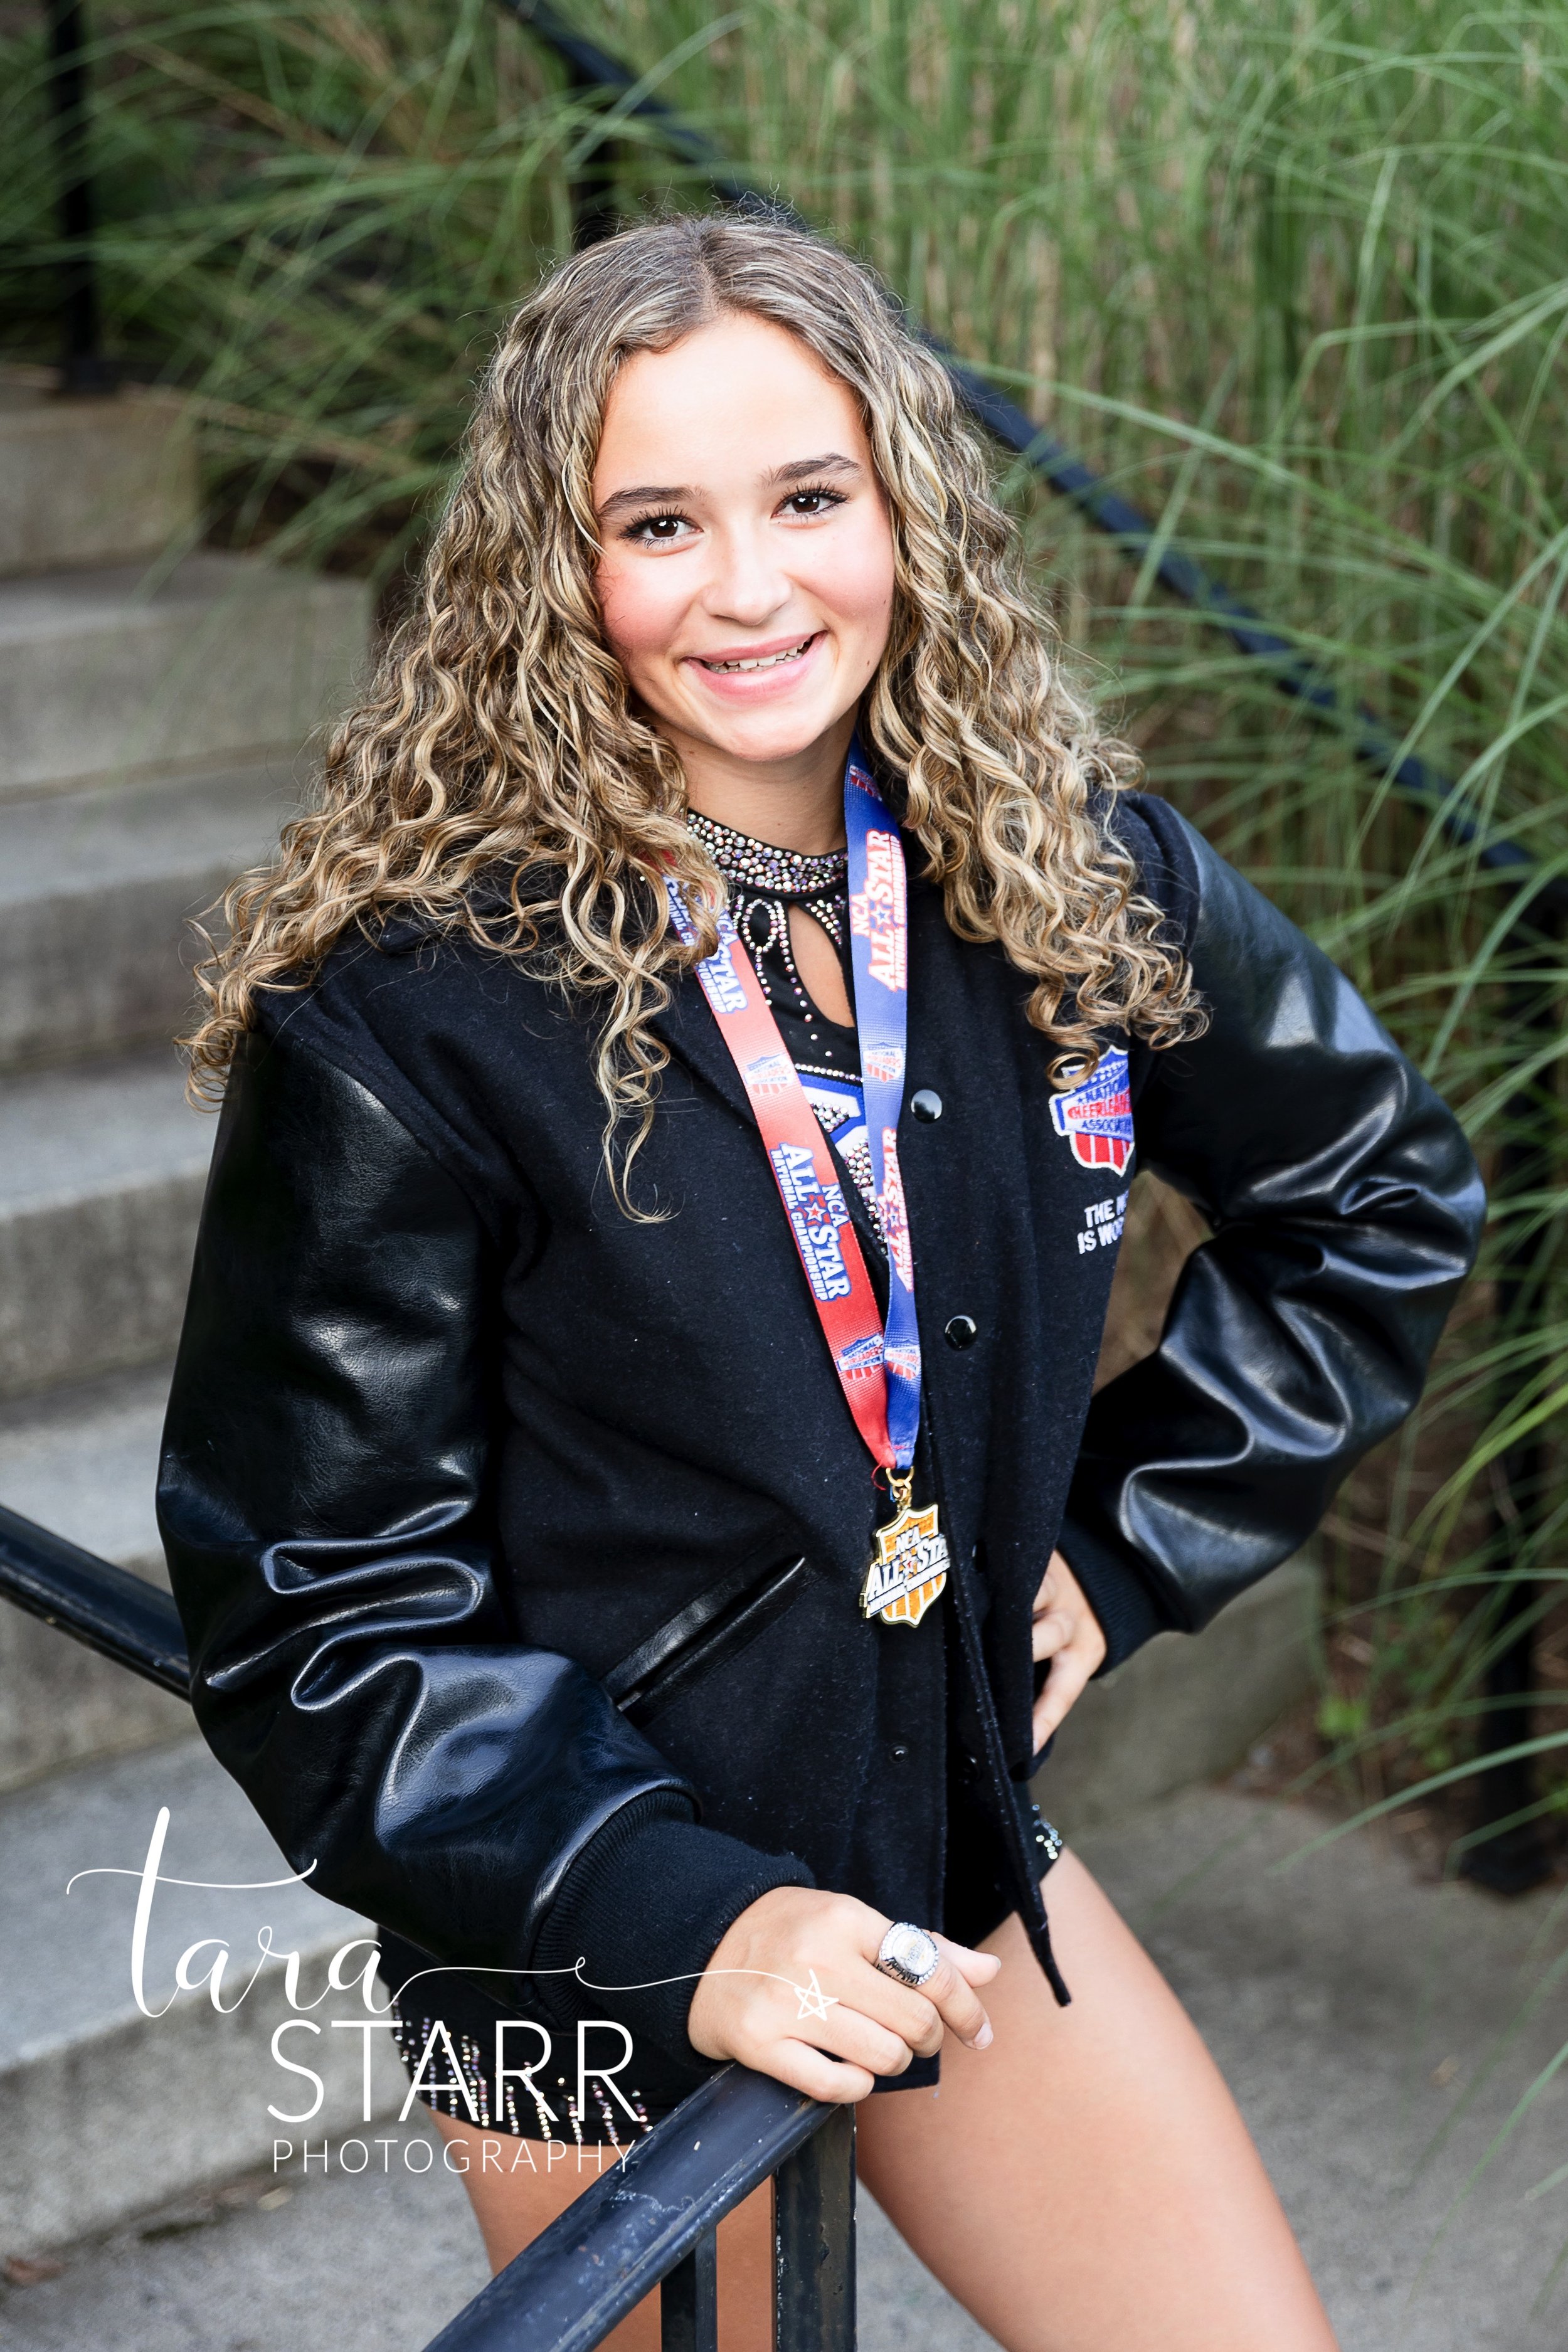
[665,743,920,1483]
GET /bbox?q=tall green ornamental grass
[3,0,1567,1895]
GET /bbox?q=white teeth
[700,637,813,672]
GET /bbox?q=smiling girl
[160,214,1481,2350]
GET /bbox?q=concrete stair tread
[0,1736,389,2250]
[0,764,295,908]
[0,1362,173,1582]
[0,1051,214,1403]
[0,553,340,646]
[0,378,198,580]
[0,554,368,799]
[0,765,295,1069]
[0,1735,365,2069]
[0,1049,211,1211]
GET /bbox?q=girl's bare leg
[428,1847,1332,2352]
[426,2105,773,2351]
[856,1849,1338,2352]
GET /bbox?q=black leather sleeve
[156,1029,809,2058]
[1059,802,1486,1665]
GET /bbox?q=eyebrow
[765,452,864,487]
[595,451,864,524]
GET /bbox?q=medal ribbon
[666,743,920,1477]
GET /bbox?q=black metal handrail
[501,0,756,208]
[0,1502,189,1692]
[424,2076,852,2352]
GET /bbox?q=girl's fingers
[751,2038,875,2104]
[776,1959,946,2063]
[1033,1645,1093,1746]
[771,1965,984,2068]
[696,1888,1004,2091]
[923,1955,993,2049]
[845,1934,999,2055]
[844,1970,944,2057]
[933,1934,1002,1988]
[860,1947,992,2050]
[1031,1606,1074,1661]
[808,2000,915,2079]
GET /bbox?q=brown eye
[781,487,847,519]
[625,511,694,544]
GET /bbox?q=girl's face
[591,312,896,781]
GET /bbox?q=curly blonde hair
[186,211,1202,1202]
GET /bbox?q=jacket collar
[648,857,962,1120]
[645,965,759,1129]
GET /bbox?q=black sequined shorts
[375,1803,1064,2147]
[376,1932,670,2151]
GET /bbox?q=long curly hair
[186,211,1203,1205]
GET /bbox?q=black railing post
[659,2227,718,2351]
[414,2066,837,2351]
[774,2102,856,2352]
[1463,916,1562,1892]
[46,0,116,395]
[563,62,621,251]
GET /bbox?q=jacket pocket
[605,1552,810,1729]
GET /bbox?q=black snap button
[911,1089,943,1123]
[944,1314,978,1350]
[889,1743,910,1762]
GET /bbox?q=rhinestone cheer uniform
[388,2003,653,2150]
[687,810,883,1238]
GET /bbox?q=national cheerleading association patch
[1050,1049,1133,1174]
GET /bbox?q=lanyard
[666,743,948,1626]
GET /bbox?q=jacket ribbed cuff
[1054,1511,1172,1673]
[529,1791,815,2074]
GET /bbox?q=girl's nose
[702,525,792,628]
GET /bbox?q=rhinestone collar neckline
[687,809,847,899]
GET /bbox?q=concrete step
[0,1365,189,1794]
[0,2129,991,2352]
[0,554,368,799]
[0,379,198,579]
[0,1735,397,2254]
[0,1362,171,1581]
[0,1049,213,1401]
[0,763,297,1068]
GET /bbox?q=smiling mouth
[692,634,818,674]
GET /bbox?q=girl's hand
[686,1885,1001,2103]
[1031,1547,1107,1750]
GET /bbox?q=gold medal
[859,1472,949,1626]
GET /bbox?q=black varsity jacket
[156,794,1484,2076]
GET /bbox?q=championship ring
[859,1473,948,1626]
[876,1922,941,1988]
